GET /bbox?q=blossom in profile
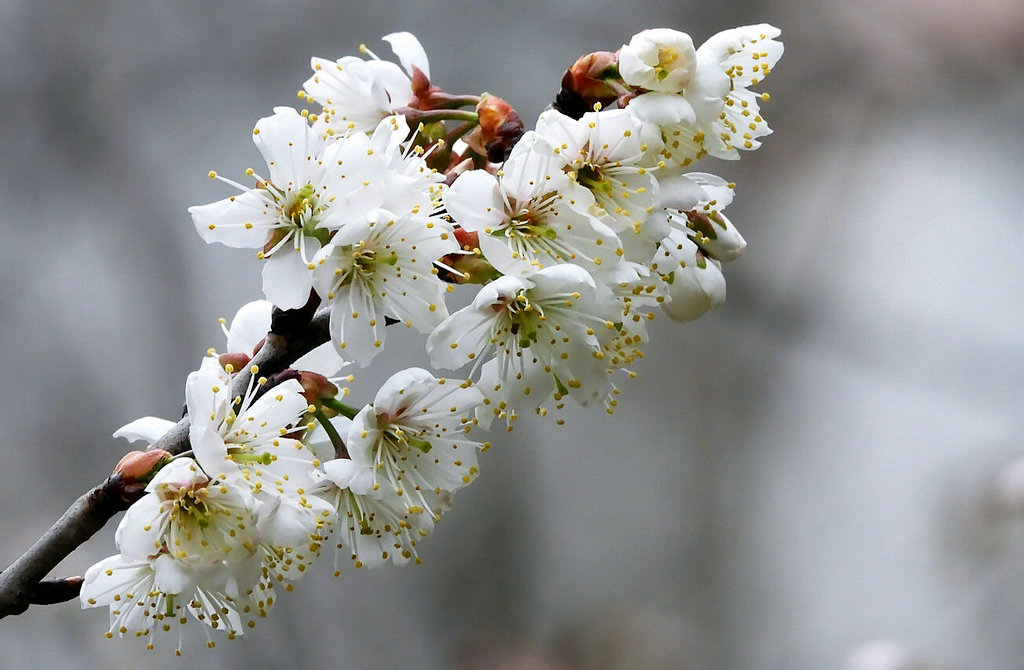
[302,32,431,138]
[624,24,783,167]
[80,552,275,651]
[650,173,743,322]
[692,24,784,159]
[309,369,486,570]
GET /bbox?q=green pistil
[174,491,211,527]
[230,451,273,466]
[406,435,433,454]
[577,165,613,195]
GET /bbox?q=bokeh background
[2,0,1023,668]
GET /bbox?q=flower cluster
[83,25,782,649]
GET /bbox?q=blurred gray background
[2,0,1024,668]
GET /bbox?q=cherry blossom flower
[534,109,666,251]
[444,133,622,276]
[80,552,275,651]
[428,265,620,408]
[649,173,742,322]
[692,24,783,159]
[619,29,698,93]
[302,32,430,138]
[312,208,457,365]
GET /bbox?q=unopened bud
[554,51,621,119]
[298,371,339,409]
[453,227,481,252]
[473,95,524,163]
[661,251,726,322]
[685,210,746,263]
[219,352,251,372]
[410,65,433,98]
[114,449,170,485]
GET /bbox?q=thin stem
[446,121,476,146]
[321,397,360,420]
[313,408,348,460]
[401,108,478,125]
[432,93,482,108]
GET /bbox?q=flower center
[172,487,212,528]
[576,165,613,195]
[655,46,680,80]
[504,291,544,348]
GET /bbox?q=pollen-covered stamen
[371,425,440,514]
[492,195,592,265]
[654,46,681,81]
[325,243,399,299]
[171,486,213,529]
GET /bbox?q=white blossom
[428,265,620,408]
[80,552,275,651]
[692,24,783,159]
[445,133,622,275]
[312,208,457,365]
[619,29,698,93]
[303,32,430,138]
[534,109,667,251]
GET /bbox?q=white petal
[382,32,430,79]
[293,341,347,376]
[80,554,152,609]
[226,300,272,354]
[189,425,234,480]
[115,494,165,561]
[657,173,707,211]
[662,257,726,322]
[444,170,506,234]
[262,250,314,310]
[113,417,175,445]
[152,554,197,596]
[627,92,696,126]
[427,306,498,370]
[253,107,324,191]
[189,189,276,249]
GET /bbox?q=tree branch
[0,476,139,618]
[0,307,332,620]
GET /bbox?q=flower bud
[218,352,251,373]
[453,226,481,252]
[297,371,339,409]
[619,29,697,93]
[113,449,170,486]
[554,51,621,119]
[661,252,726,322]
[471,94,524,163]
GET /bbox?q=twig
[0,306,332,620]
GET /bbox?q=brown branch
[28,577,84,606]
[0,476,140,618]
[0,306,332,620]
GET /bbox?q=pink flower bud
[113,449,170,485]
[218,352,251,372]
